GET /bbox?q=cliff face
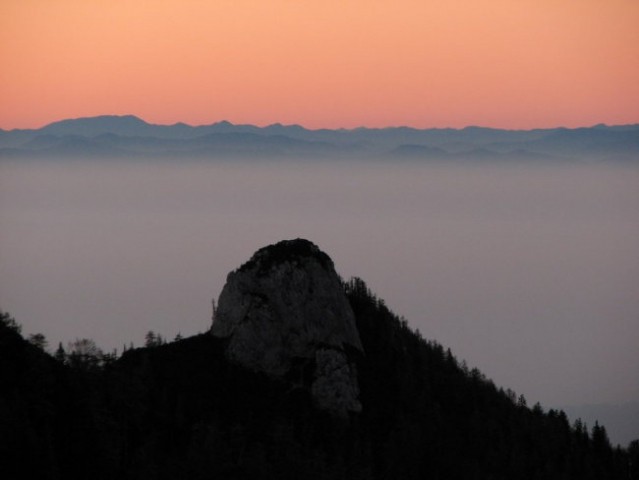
[211,239,362,415]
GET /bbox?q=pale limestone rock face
[211,239,362,415]
[312,348,361,414]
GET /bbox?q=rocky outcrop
[211,239,363,415]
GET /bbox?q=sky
[1,0,639,130]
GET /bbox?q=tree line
[2,289,638,480]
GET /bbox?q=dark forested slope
[1,277,637,479]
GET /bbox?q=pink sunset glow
[1,0,638,129]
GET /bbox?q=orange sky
[1,0,638,130]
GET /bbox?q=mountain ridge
[2,115,638,162]
[14,114,639,133]
[1,239,638,479]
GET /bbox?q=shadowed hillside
[1,240,638,479]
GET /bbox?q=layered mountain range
[1,115,638,161]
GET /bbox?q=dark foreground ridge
[1,240,638,479]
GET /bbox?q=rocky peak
[211,239,363,415]
[236,238,334,275]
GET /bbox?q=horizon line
[3,114,639,133]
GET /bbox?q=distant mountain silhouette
[1,115,638,161]
[41,114,152,136]
[1,240,638,479]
